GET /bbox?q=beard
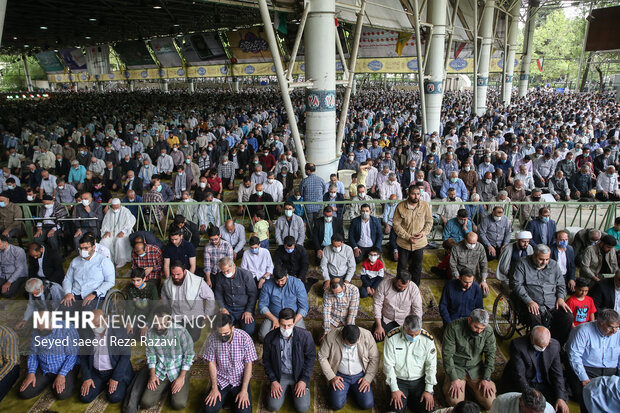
[172,276,185,286]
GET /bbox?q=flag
[537,57,544,72]
[455,42,466,59]
[395,32,412,57]
[274,12,287,35]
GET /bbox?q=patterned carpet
[0,246,582,412]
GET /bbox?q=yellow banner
[47,57,522,82]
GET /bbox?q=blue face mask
[0,202,5,208]
[541,216,550,223]
[251,248,259,254]
[336,292,345,299]
[285,248,294,254]
[558,240,568,249]
[156,185,162,192]
[405,334,419,343]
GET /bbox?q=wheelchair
[102,288,127,317]
[492,282,531,340]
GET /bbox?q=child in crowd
[348,173,358,199]
[566,278,597,327]
[125,267,159,338]
[253,209,270,248]
[359,247,385,298]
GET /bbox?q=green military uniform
[383,326,437,413]
[441,317,498,410]
[441,317,496,381]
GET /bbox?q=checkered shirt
[27,326,79,375]
[131,244,163,281]
[146,325,195,381]
[202,329,257,388]
[322,283,360,332]
[203,240,233,276]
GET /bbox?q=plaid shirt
[322,283,360,332]
[203,240,233,276]
[0,326,20,380]
[27,326,79,375]
[131,244,163,281]
[217,162,236,180]
[299,174,325,213]
[202,329,257,388]
[146,325,195,381]
[143,189,165,222]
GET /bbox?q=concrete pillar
[424,0,447,134]
[129,80,135,92]
[22,53,33,92]
[0,0,6,48]
[233,79,240,92]
[96,82,103,92]
[161,79,169,93]
[519,2,536,97]
[476,0,495,116]
[305,0,338,179]
[352,76,357,95]
[188,79,195,93]
[503,1,519,105]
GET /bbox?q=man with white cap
[100,198,136,268]
[497,231,533,283]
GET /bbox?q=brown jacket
[0,202,23,235]
[458,170,478,193]
[318,326,380,383]
[392,199,433,251]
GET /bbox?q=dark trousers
[19,366,79,400]
[0,277,25,298]
[203,384,252,413]
[79,369,128,404]
[596,192,620,202]
[353,246,373,264]
[228,306,256,336]
[0,365,20,403]
[391,377,433,413]
[566,364,616,404]
[328,371,374,410]
[521,306,573,345]
[371,320,399,342]
[360,274,383,298]
[396,247,424,286]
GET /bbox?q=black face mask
[531,196,541,202]
[38,329,53,336]
[219,333,231,343]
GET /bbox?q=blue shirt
[27,326,79,375]
[322,222,334,247]
[440,178,469,201]
[583,375,620,413]
[299,174,326,213]
[62,252,115,297]
[567,321,620,382]
[68,165,87,184]
[438,279,484,324]
[258,276,309,317]
[443,218,473,243]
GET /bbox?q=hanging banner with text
[35,51,65,73]
[226,28,273,63]
[149,38,183,67]
[59,48,87,71]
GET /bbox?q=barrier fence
[14,199,618,245]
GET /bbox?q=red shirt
[207,176,222,193]
[566,295,597,326]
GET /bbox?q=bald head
[530,326,551,349]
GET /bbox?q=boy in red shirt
[566,278,597,327]
[360,247,384,298]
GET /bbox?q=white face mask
[280,327,293,338]
[27,195,34,201]
[369,255,378,263]
[57,186,64,190]
[44,204,54,210]
[82,199,91,207]
[199,182,207,188]
[267,178,274,184]
[466,243,476,250]
[532,344,546,352]
[334,246,342,253]
[80,249,91,259]
[92,326,105,334]
[324,216,333,223]
[361,212,370,220]
[464,166,471,172]
[33,290,43,298]
[493,215,502,222]
[223,270,234,279]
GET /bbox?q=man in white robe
[100,198,136,268]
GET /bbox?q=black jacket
[103,167,122,189]
[55,158,71,179]
[273,244,309,281]
[502,335,567,402]
[28,247,65,285]
[263,327,316,385]
[312,217,344,251]
[79,327,134,385]
[589,277,616,314]
[124,177,144,197]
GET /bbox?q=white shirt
[338,344,364,376]
[358,219,373,248]
[557,249,567,275]
[615,288,620,313]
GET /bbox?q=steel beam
[503,0,519,105]
[518,1,536,97]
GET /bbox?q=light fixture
[173,23,180,26]
[13,36,17,40]
[24,44,30,48]
[40,26,48,30]
[89,18,97,22]
[153,5,162,9]
[85,36,92,39]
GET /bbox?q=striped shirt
[0,326,19,380]
[203,240,233,276]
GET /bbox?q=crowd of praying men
[0,88,619,412]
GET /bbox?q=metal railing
[15,199,619,244]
